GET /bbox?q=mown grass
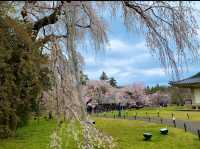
[94,117,200,149]
[0,118,83,149]
[1,116,200,149]
[98,106,200,122]
[0,118,56,149]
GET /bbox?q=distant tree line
[145,84,167,94]
[83,72,192,106]
[100,71,117,88]
[145,84,192,105]
[81,71,118,88]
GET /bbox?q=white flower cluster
[66,120,83,149]
[81,121,116,149]
[49,119,116,149]
[49,130,62,149]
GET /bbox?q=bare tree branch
[22,1,64,39]
[37,34,67,46]
[33,11,62,37]
[123,1,199,77]
[75,23,90,28]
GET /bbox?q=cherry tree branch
[37,34,67,46]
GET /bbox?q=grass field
[94,118,200,149]
[0,119,56,149]
[98,106,200,122]
[1,116,200,149]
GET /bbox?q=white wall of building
[194,88,200,104]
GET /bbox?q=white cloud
[103,67,121,76]
[106,39,130,52]
[106,39,148,54]
[84,57,95,64]
[116,67,165,78]
[140,68,165,76]
[85,69,101,80]
[83,38,169,86]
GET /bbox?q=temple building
[169,72,200,110]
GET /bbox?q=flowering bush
[82,120,116,149]
[50,119,116,149]
[50,130,62,149]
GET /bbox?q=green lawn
[0,119,56,149]
[98,106,200,122]
[1,116,200,149]
[94,117,200,149]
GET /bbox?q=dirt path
[99,115,200,136]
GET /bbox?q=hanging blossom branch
[122,1,200,78]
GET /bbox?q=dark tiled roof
[169,72,200,87]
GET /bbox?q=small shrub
[0,126,13,138]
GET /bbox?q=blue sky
[78,3,200,87]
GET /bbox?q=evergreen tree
[100,71,108,80]
[80,70,89,85]
[0,16,52,138]
[145,85,151,94]
[109,77,117,87]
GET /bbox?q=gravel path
[99,115,200,136]
[128,116,200,135]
